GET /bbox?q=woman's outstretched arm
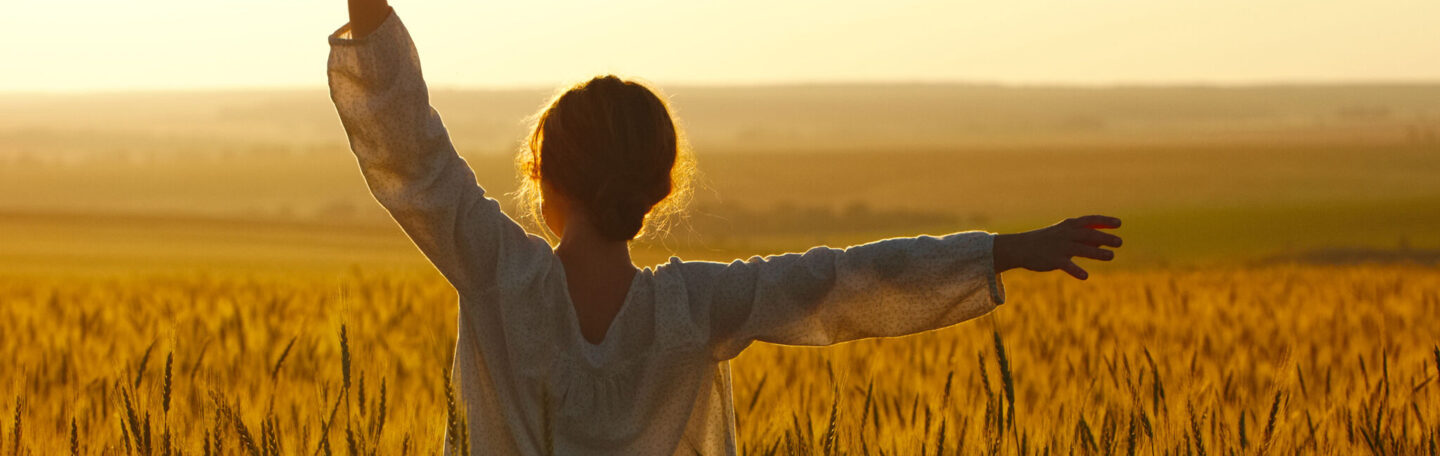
[328,3,551,297]
[688,216,1121,360]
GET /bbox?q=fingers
[1070,243,1115,261]
[1076,229,1123,248]
[1071,215,1121,230]
[1059,260,1089,280]
[1062,241,1112,281]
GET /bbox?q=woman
[328,1,1122,454]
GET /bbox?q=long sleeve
[686,231,1006,361]
[327,12,549,297]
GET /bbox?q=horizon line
[6,77,1440,96]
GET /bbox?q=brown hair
[516,75,694,241]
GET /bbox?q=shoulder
[649,256,766,317]
[655,256,724,273]
[644,257,729,309]
[652,256,752,286]
[486,230,560,293]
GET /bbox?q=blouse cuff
[328,8,402,45]
[326,10,416,86]
[983,232,1008,305]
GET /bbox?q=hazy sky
[4,1,1438,92]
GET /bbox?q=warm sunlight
[4,1,1439,454]
[5,0,1440,92]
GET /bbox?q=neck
[553,213,638,345]
[553,216,636,272]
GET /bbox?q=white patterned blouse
[327,11,1005,455]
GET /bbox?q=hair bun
[589,182,657,241]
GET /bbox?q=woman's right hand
[347,0,392,39]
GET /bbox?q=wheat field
[2,265,1437,455]
[3,86,1439,454]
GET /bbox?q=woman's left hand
[993,215,1123,280]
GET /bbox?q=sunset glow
[4,0,1439,92]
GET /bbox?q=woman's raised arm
[346,0,391,39]
[328,4,552,298]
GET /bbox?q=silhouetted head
[516,75,693,242]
